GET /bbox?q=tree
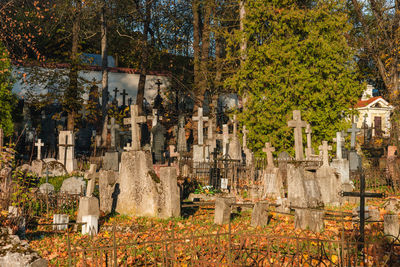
[226,0,363,155]
[0,42,17,136]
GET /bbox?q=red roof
[356,96,384,108]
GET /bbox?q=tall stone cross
[318,141,332,167]
[288,110,307,160]
[35,139,44,160]
[347,123,360,149]
[231,115,239,137]
[107,117,120,149]
[242,125,249,149]
[192,107,209,145]
[222,124,230,156]
[263,142,275,168]
[123,105,146,151]
[333,132,344,160]
[305,124,313,158]
[155,79,162,94]
[120,89,128,107]
[113,87,119,100]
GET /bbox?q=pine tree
[226,0,363,155]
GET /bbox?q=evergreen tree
[0,43,16,136]
[226,0,363,155]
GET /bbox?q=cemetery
[1,0,400,266]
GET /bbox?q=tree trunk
[199,0,212,97]
[101,4,109,122]
[239,0,246,63]
[192,0,201,93]
[136,0,151,115]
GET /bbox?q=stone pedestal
[77,196,100,223]
[349,151,361,171]
[214,197,234,225]
[53,214,69,231]
[82,215,98,235]
[295,209,324,232]
[103,152,120,172]
[228,137,242,161]
[193,145,209,162]
[331,159,350,184]
[159,167,181,218]
[99,170,118,214]
[316,166,341,206]
[58,130,77,173]
[262,167,284,199]
[384,214,400,239]
[251,202,269,227]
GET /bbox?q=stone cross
[305,124,313,158]
[222,124,230,156]
[288,110,307,160]
[123,105,146,151]
[120,89,128,107]
[242,125,249,149]
[85,164,97,197]
[192,107,209,145]
[123,143,132,151]
[318,141,332,167]
[107,117,120,149]
[231,115,238,137]
[333,132,344,160]
[263,142,275,168]
[169,145,179,158]
[347,123,360,149]
[151,109,162,127]
[207,118,214,141]
[35,139,44,160]
[113,87,119,100]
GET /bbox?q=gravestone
[206,118,217,153]
[305,124,315,159]
[107,117,120,149]
[347,124,362,171]
[316,141,341,206]
[192,107,208,145]
[99,170,118,214]
[262,143,284,199]
[331,131,350,183]
[30,159,44,177]
[39,183,55,194]
[103,152,120,172]
[228,115,242,161]
[151,123,166,163]
[77,196,100,223]
[34,139,44,160]
[384,198,400,214]
[159,167,181,218]
[251,202,269,227]
[288,110,307,160]
[45,160,67,177]
[82,215,98,235]
[52,214,69,231]
[177,115,187,153]
[242,126,254,166]
[58,131,77,173]
[384,214,400,239]
[295,209,324,232]
[60,177,86,195]
[123,105,146,151]
[214,197,234,225]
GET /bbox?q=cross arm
[341,191,384,198]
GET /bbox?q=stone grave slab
[60,177,86,195]
[103,152,120,172]
[99,170,118,214]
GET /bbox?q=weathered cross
[305,124,313,158]
[128,97,133,107]
[288,110,307,160]
[120,89,128,107]
[123,105,146,151]
[107,117,120,149]
[242,125,249,149]
[263,142,275,168]
[155,79,162,94]
[341,169,384,250]
[222,124,230,156]
[207,118,214,141]
[318,141,332,167]
[333,132,345,160]
[231,115,239,137]
[35,139,44,160]
[347,123,360,149]
[151,109,163,127]
[113,87,119,100]
[123,143,132,151]
[192,107,209,145]
[58,134,74,167]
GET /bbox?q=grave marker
[35,139,44,160]
[288,110,307,160]
[123,105,146,151]
[318,141,332,167]
[263,142,275,168]
[192,107,209,145]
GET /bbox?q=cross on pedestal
[242,125,249,149]
[263,142,275,168]
[58,135,74,167]
[230,115,238,137]
[288,110,307,160]
[347,123,360,149]
[113,87,119,100]
[107,117,120,149]
[123,105,146,151]
[341,170,384,253]
[35,139,44,160]
[151,109,163,127]
[120,89,128,107]
[192,107,209,145]
[128,97,133,107]
[155,79,162,94]
[305,124,313,158]
[333,132,345,160]
[318,141,332,166]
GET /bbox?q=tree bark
[101,4,109,122]
[198,0,212,97]
[192,0,201,93]
[239,0,246,63]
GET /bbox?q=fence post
[113,221,117,267]
[67,226,72,266]
[228,220,232,265]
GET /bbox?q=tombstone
[77,196,100,223]
[193,145,209,163]
[151,123,167,163]
[219,124,230,157]
[295,209,324,232]
[82,215,98,235]
[242,126,254,166]
[39,183,55,194]
[206,118,217,152]
[228,115,242,161]
[103,152,120,172]
[159,167,181,218]
[384,214,400,239]
[30,159,44,177]
[58,131,77,173]
[262,143,284,199]
[107,117,120,150]
[116,150,178,217]
[276,197,290,213]
[177,115,187,153]
[305,124,314,159]
[60,176,86,195]
[384,198,400,214]
[52,214,69,231]
[251,202,269,227]
[214,197,234,225]
[99,170,118,214]
[123,105,147,151]
[288,110,307,160]
[331,132,350,183]
[34,139,44,160]
[316,141,341,206]
[347,124,362,171]
[44,160,67,177]
[192,107,208,145]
